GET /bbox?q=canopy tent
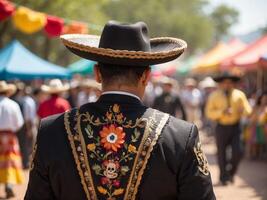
[192,39,247,74]
[259,54,267,68]
[221,34,267,71]
[0,40,71,80]
[151,60,180,77]
[177,56,200,75]
[68,59,96,75]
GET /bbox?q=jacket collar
[97,93,143,106]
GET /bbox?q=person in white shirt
[181,78,202,125]
[77,79,102,106]
[0,81,24,199]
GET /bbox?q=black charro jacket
[25,94,215,200]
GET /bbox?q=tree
[211,4,239,41]
[100,0,214,52]
[0,0,239,67]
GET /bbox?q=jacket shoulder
[158,116,197,173]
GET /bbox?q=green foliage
[0,0,238,67]
[101,0,213,51]
[211,4,239,41]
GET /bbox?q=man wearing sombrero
[37,79,71,119]
[206,72,252,185]
[25,21,215,199]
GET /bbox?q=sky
[209,0,267,35]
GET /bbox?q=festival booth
[68,59,96,75]
[177,56,200,76]
[0,40,71,80]
[220,35,267,92]
[259,54,267,68]
[259,54,267,91]
[192,39,247,75]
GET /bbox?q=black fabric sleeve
[177,125,216,200]
[24,119,56,200]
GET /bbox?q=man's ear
[94,64,102,83]
[141,67,151,86]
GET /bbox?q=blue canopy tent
[68,59,96,75]
[0,40,71,80]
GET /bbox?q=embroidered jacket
[25,94,215,200]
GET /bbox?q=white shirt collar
[101,91,141,101]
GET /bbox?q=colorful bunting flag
[63,21,88,34]
[12,6,46,34]
[44,15,64,37]
[0,0,15,21]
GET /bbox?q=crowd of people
[0,72,266,198]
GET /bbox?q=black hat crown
[99,21,151,52]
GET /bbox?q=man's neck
[102,86,142,99]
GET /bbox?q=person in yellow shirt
[205,72,252,185]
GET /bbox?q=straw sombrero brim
[60,34,187,66]
[41,85,70,93]
[0,84,17,95]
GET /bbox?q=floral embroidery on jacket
[81,104,145,199]
[64,104,170,200]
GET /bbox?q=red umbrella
[0,0,15,21]
[44,15,64,37]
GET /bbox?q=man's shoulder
[233,88,246,97]
[162,115,195,147]
[4,97,21,110]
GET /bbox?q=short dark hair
[98,62,150,86]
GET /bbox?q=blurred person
[0,81,24,198]
[67,80,80,108]
[13,83,37,169]
[77,79,101,106]
[199,77,217,135]
[25,21,215,200]
[143,81,155,107]
[37,79,70,119]
[244,92,267,159]
[181,78,202,124]
[32,88,47,107]
[153,76,187,120]
[206,72,252,185]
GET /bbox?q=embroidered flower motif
[112,180,120,187]
[113,104,120,113]
[116,113,124,122]
[100,125,125,152]
[87,143,96,151]
[128,144,137,153]
[97,186,108,194]
[113,188,124,196]
[101,177,111,185]
[106,112,113,121]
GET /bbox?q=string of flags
[0,0,102,37]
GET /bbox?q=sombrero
[0,81,16,95]
[41,79,69,94]
[199,77,217,89]
[213,71,241,83]
[60,21,187,66]
[184,78,197,87]
[80,79,102,90]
